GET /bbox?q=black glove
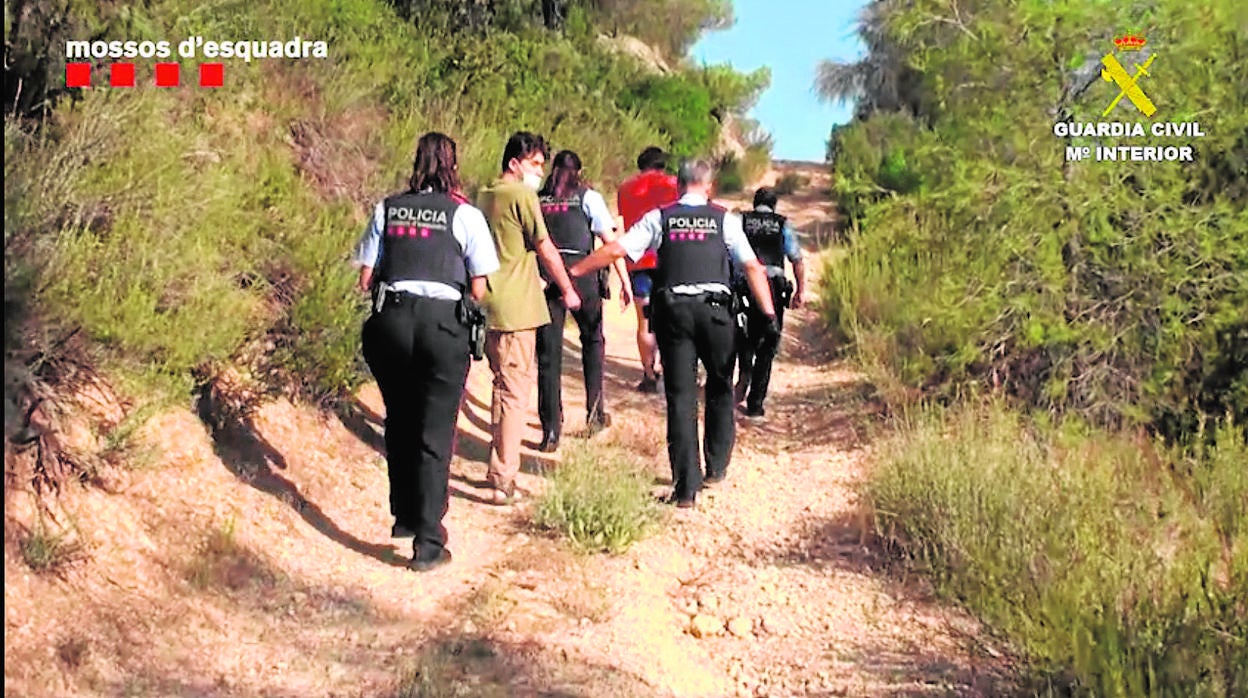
[762,314,781,343]
[598,268,611,300]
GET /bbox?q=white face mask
[523,173,543,191]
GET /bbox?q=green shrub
[740,142,771,184]
[716,140,776,196]
[822,0,1248,434]
[774,172,807,196]
[868,401,1248,696]
[617,73,717,161]
[4,0,760,404]
[533,441,660,553]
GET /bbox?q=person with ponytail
[532,149,629,451]
[353,132,499,571]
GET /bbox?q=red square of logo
[154,63,180,87]
[199,63,224,88]
[110,63,136,88]
[66,63,91,88]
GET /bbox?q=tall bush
[4,0,762,403]
[821,0,1248,434]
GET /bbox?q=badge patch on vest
[666,215,719,241]
[540,193,583,215]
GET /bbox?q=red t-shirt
[617,170,679,271]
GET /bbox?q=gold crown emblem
[1114,34,1147,51]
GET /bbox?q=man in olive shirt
[477,132,581,505]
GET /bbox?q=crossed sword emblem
[1101,53,1157,117]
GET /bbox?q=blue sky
[690,0,869,162]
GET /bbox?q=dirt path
[4,166,1011,697]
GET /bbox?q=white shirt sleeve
[453,204,501,277]
[721,211,758,266]
[618,209,663,263]
[581,189,616,236]
[352,201,386,267]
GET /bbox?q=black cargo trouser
[536,266,606,438]
[652,290,737,500]
[362,293,471,559]
[735,275,790,410]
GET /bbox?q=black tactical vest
[376,191,467,290]
[539,188,593,256]
[741,210,787,268]
[654,203,730,289]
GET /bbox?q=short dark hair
[501,131,549,172]
[636,146,667,172]
[753,187,778,209]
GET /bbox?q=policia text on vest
[352,131,500,573]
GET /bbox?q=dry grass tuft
[548,570,612,623]
[463,579,515,630]
[56,635,91,670]
[185,518,280,592]
[600,414,667,463]
[395,636,512,698]
[17,510,88,575]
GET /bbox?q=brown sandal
[490,483,524,506]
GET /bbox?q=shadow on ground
[195,385,407,569]
[334,398,386,454]
[771,304,845,368]
[735,379,881,453]
[394,631,662,698]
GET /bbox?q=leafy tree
[576,0,732,58]
[819,0,1248,435]
[4,0,765,404]
[813,1,930,121]
[617,74,717,159]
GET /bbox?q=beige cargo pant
[484,329,536,492]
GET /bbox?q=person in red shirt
[618,146,680,393]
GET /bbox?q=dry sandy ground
[4,166,1014,697]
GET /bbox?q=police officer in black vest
[534,150,630,451]
[568,159,779,507]
[733,187,806,418]
[353,132,500,571]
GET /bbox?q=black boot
[538,430,560,452]
[587,411,612,435]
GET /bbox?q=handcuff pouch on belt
[456,296,487,361]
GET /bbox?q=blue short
[629,270,654,301]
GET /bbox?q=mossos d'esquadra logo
[1053,33,1207,164]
